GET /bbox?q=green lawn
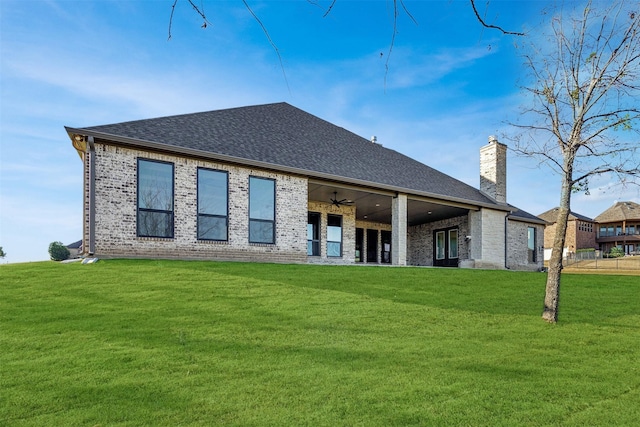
[1,260,638,426]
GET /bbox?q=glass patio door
[434,227,459,267]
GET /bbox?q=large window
[307,212,320,256]
[448,229,458,259]
[527,226,536,263]
[197,168,228,241]
[327,214,342,257]
[249,176,275,244]
[435,231,445,260]
[137,159,174,238]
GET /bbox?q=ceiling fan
[330,191,354,207]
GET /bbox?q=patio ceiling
[308,181,472,226]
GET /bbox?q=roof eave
[66,127,511,212]
[507,214,547,225]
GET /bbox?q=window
[435,231,445,260]
[307,212,320,256]
[527,226,536,263]
[448,229,458,259]
[197,168,228,241]
[249,176,275,244]
[327,215,342,257]
[137,159,174,238]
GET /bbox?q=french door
[434,227,459,267]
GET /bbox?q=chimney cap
[488,135,498,143]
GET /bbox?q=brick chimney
[480,136,507,204]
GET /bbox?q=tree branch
[168,0,212,41]
[241,0,291,94]
[469,0,525,36]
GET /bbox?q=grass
[1,260,639,426]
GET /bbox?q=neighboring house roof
[538,207,594,224]
[593,201,640,223]
[67,102,502,209]
[66,240,82,249]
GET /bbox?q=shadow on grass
[32,259,640,326]
[182,261,640,325]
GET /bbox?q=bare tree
[509,1,640,323]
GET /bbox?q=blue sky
[1,0,638,264]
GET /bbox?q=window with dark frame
[448,229,458,259]
[327,214,342,257]
[137,158,174,238]
[307,212,320,256]
[435,231,445,260]
[249,176,275,244]
[527,226,536,263]
[197,168,228,241]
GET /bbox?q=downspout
[504,212,510,269]
[88,136,96,255]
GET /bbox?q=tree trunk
[542,171,573,323]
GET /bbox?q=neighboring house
[538,208,596,260]
[594,201,640,255]
[66,240,83,258]
[65,102,544,270]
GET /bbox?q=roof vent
[371,136,378,144]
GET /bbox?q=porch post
[392,193,407,266]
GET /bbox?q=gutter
[88,136,96,255]
[505,212,510,269]
[70,132,96,256]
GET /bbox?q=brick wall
[573,220,597,251]
[506,220,544,271]
[543,219,596,260]
[307,201,356,264]
[407,215,470,266]
[469,208,507,269]
[479,138,507,204]
[90,143,308,263]
[543,222,557,249]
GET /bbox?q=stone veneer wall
[90,143,308,263]
[479,138,507,204]
[407,215,470,266]
[506,220,544,271]
[468,209,508,269]
[307,201,356,264]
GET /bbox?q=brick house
[594,201,640,255]
[538,208,596,260]
[65,103,544,270]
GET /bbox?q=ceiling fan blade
[330,192,354,206]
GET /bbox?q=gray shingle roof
[69,102,504,208]
[508,205,546,224]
